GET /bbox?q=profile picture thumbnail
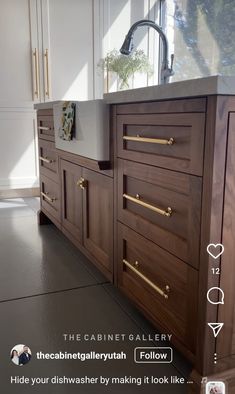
[10,344,32,366]
[206,381,225,394]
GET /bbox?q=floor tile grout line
[101,284,190,379]
[0,281,109,304]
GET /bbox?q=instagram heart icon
[207,243,224,259]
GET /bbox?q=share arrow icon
[208,323,224,337]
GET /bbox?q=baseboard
[0,188,40,199]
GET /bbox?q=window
[102,0,235,92]
[162,0,235,82]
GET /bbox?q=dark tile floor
[0,198,191,394]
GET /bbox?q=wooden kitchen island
[35,75,235,393]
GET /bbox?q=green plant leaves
[98,49,153,89]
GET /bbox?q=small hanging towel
[59,101,76,141]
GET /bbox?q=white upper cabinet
[0,0,34,104]
[41,0,94,101]
[0,0,95,105]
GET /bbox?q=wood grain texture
[195,96,235,376]
[117,223,198,360]
[60,159,83,244]
[38,139,58,182]
[57,148,113,178]
[216,112,235,359]
[116,97,207,115]
[82,168,113,274]
[40,174,61,223]
[117,159,202,268]
[38,115,55,141]
[117,112,205,176]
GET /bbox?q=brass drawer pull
[123,259,170,299]
[41,192,56,203]
[33,48,39,99]
[44,49,50,98]
[38,126,51,131]
[123,193,172,217]
[123,135,174,145]
[77,177,87,190]
[39,156,54,164]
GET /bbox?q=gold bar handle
[44,49,50,98]
[39,156,54,164]
[33,48,39,99]
[38,126,51,131]
[123,135,174,145]
[123,193,172,217]
[123,259,170,299]
[41,192,56,203]
[77,177,87,190]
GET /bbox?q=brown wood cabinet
[118,223,198,360]
[37,108,114,281]
[60,160,113,276]
[117,158,202,268]
[113,96,235,393]
[38,109,55,142]
[36,93,235,393]
[82,168,113,272]
[61,159,83,244]
[117,112,205,176]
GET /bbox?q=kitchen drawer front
[40,175,60,222]
[118,159,202,268]
[117,113,205,176]
[39,140,58,182]
[118,223,198,356]
[38,115,55,141]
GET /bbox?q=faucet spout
[120,19,174,84]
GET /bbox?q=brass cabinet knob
[77,177,87,190]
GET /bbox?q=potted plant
[98,49,153,90]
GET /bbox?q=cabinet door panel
[0,0,34,102]
[41,0,94,101]
[82,169,113,273]
[60,159,83,243]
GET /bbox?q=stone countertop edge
[34,76,235,109]
[34,100,61,110]
[103,75,235,104]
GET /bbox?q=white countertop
[34,76,235,110]
[103,75,235,104]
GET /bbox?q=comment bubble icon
[207,287,224,305]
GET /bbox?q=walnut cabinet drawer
[40,175,60,222]
[118,223,198,358]
[38,115,54,141]
[39,140,58,182]
[117,112,205,176]
[117,159,202,268]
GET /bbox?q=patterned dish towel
[59,101,76,141]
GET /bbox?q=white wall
[0,0,38,191]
